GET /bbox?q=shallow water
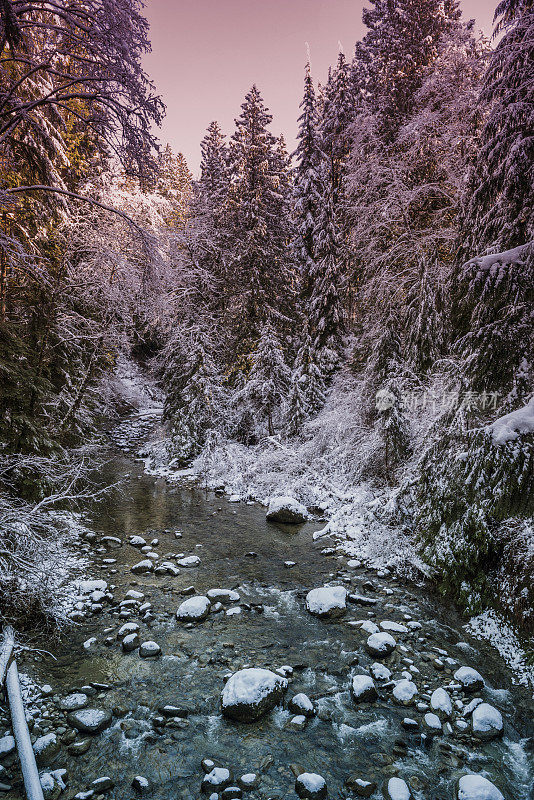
[14,422,534,800]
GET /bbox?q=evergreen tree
[286,327,326,435]
[164,332,224,464]
[406,262,445,373]
[223,86,295,344]
[309,168,346,374]
[198,121,229,213]
[233,322,290,441]
[292,63,325,301]
[460,1,534,254]
[321,51,355,200]
[359,0,461,135]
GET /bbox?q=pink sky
[143,0,495,174]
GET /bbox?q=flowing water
[11,410,534,800]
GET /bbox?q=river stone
[351,675,378,703]
[384,777,412,800]
[266,496,307,524]
[33,733,60,765]
[221,668,288,722]
[67,708,112,734]
[131,560,153,574]
[177,555,201,567]
[288,693,315,717]
[456,775,504,800]
[471,703,503,741]
[305,586,347,618]
[92,776,114,791]
[40,768,66,800]
[0,735,15,758]
[207,589,241,603]
[238,773,259,789]
[366,632,396,658]
[68,739,91,755]
[392,680,418,705]
[139,641,161,658]
[118,622,139,639]
[176,595,211,622]
[370,662,392,681]
[201,767,232,794]
[295,772,327,799]
[430,687,452,717]
[423,712,442,734]
[132,775,150,794]
[122,632,140,652]
[345,776,377,797]
[221,787,242,800]
[454,666,485,693]
[60,693,89,712]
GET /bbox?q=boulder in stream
[471,703,503,741]
[221,668,287,722]
[67,708,112,734]
[176,595,211,622]
[266,497,308,524]
[295,772,328,799]
[455,774,504,800]
[365,632,396,658]
[305,586,347,618]
[350,675,378,703]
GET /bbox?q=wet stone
[295,772,327,799]
[67,709,112,734]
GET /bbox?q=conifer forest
[0,1,533,799]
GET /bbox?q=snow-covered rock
[454,666,485,692]
[67,708,112,734]
[384,776,412,800]
[423,712,442,733]
[0,735,15,757]
[33,733,59,765]
[305,586,347,618]
[295,772,328,799]
[139,641,161,658]
[456,774,504,800]
[471,703,503,741]
[430,687,452,717]
[370,662,391,681]
[288,693,315,717]
[392,680,418,705]
[207,588,240,603]
[365,631,396,658]
[176,595,211,622]
[221,668,287,722]
[60,692,88,711]
[266,496,308,524]
[131,560,153,574]
[201,767,232,794]
[177,555,201,567]
[380,620,408,633]
[351,675,378,703]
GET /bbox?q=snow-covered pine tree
[308,164,346,375]
[406,261,445,374]
[320,51,355,201]
[293,63,326,302]
[223,86,295,346]
[460,0,534,255]
[198,121,229,214]
[451,243,534,410]
[232,322,290,442]
[164,331,224,464]
[359,0,461,135]
[286,327,326,436]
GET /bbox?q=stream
[2,406,534,800]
